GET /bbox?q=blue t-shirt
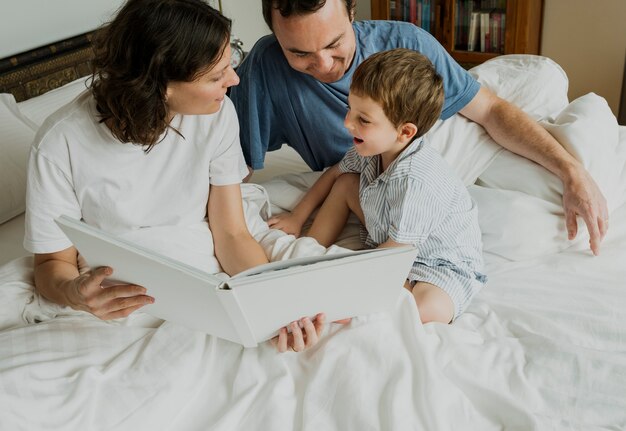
[230,20,480,171]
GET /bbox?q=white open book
[56,215,417,347]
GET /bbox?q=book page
[232,248,381,278]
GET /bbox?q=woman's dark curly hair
[90,0,231,151]
[262,0,356,31]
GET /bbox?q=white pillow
[18,76,89,127]
[0,77,89,225]
[469,185,575,261]
[261,171,322,214]
[479,93,623,210]
[541,93,621,209]
[0,94,38,224]
[426,55,570,185]
[470,54,570,120]
[475,93,624,260]
[425,117,502,186]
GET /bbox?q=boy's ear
[398,122,418,143]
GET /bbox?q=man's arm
[460,86,609,255]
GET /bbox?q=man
[230,0,609,255]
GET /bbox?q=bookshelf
[371,0,544,67]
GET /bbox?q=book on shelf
[491,12,501,53]
[392,0,404,21]
[480,10,491,52]
[457,1,506,53]
[480,9,507,53]
[467,10,480,51]
[417,1,422,27]
[409,0,417,24]
[495,11,506,53]
[422,0,431,33]
[395,0,435,35]
[55,215,418,348]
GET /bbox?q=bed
[1,42,626,430]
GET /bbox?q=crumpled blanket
[0,182,494,429]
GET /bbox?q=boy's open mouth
[354,137,364,145]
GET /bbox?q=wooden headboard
[0,32,95,102]
[618,50,626,126]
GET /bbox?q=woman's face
[166,44,239,117]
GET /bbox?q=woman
[24,0,322,352]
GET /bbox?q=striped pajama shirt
[337,137,487,319]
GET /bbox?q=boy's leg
[403,280,454,324]
[308,173,363,247]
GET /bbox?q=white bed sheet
[1,200,625,430]
[2,57,626,430]
[1,123,625,429]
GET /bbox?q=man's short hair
[350,48,444,138]
[262,0,355,31]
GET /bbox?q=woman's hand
[272,313,325,353]
[271,314,353,353]
[34,249,154,320]
[66,266,154,320]
[267,212,306,237]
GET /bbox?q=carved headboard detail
[0,32,95,102]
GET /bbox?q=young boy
[268,49,486,324]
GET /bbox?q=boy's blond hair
[350,48,444,138]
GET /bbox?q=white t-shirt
[24,91,248,254]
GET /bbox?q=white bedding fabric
[0,215,27,265]
[1,199,625,430]
[2,55,626,430]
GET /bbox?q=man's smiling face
[271,0,356,83]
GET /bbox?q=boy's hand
[267,212,305,237]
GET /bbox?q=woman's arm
[460,87,608,255]
[209,183,330,352]
[208,183,269,275]
[34,248,153,319]
[268,164,343,236]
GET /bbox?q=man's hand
[267,212,306,237]
[562,167,609,256]
[67,266,154,320]
[460,88,610,256]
